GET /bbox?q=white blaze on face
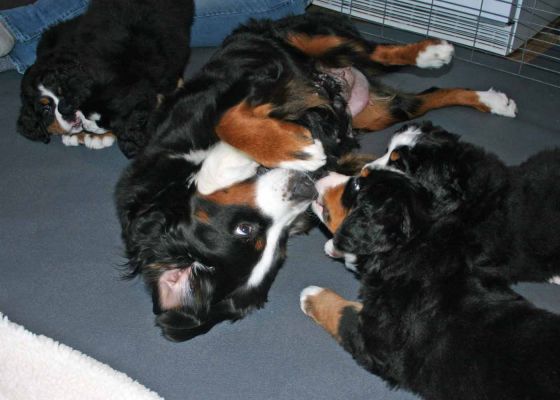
[246,169,314,288]
[38,84,81,134]
[365,125,422,170]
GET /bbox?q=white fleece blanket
[0,314,163,400]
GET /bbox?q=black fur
[379,122,560,283]
[17,0,193,158]
[326,130,560,399]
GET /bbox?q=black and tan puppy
[117,12,518,341]
[17,0,193,158]
[301,125,560,400]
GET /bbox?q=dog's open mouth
[323,67,370,117]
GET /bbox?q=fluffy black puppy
[364,122,560,283]
[303,167,560,400]
[17,0,193,158]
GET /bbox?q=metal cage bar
[312,0,560,87]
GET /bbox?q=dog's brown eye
[234,223,255,237]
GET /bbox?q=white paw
[477,89,518,118]
[324,239,343,258]
[416,40,454,69]
[61,135,79,147]
[549,276,560,285]
[278,140,327,171]
[84,134,115,150]
[300,286,325,314]
[343,254,358,272]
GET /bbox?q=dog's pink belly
[324,67,370,117]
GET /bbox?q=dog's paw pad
[279,140,326,171]
[416,40,454,69]
[477,89,518,118]
[61,135,80,147]
[300,286,325,315]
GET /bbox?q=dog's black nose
[57,98,75,118]
[288,173,317,201]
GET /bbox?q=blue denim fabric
[0,0,311,73]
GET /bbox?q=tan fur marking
[255,239,265,251]
[39,97,50,106]
[302,288,363,341]
[216,101,313,167]
[352,98,397,131]
[47,119,67,135]
[360,168,370,177]
[195,209,210,223]
[201,181,256,207]
[370,39,440,66]
[287,34,348,56]
[323,184,349,233]
[390,150,400,161]
[417,89,490,115]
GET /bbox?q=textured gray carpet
[1,38,559,400]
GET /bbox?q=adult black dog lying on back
[17,0,193,158]
[117,12,517,342]
[302,123,560,400]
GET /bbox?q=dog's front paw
[300,286,326,316]
[477,89,518,117]
[83,133,116,149]
[61,134,80,147]
[549,276,560,285]
[416,40,454,69]
[278,140,327,171]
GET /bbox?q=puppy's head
[18,59,90,143]
[362,122,509,219]
[116,147,317,341]
[312,168,431,256]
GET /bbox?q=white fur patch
[196,142,259,195]
[549,276,560,285]
[416,40,454,69]
[324,239,358,272]
[77,111,108,134]
[246,169,314,287]
[278,140,326,171]
[476,89,517,118]
[39,85,81,134]
[61,135,80,147]
[365,125,422,170]
[83,133,115,150]
[300,286,325,314]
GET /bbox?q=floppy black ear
[156,310,215,342]
[333,199,410,255]
[155,296,243,342]
[334,178,431,255]
[17,102,50,143]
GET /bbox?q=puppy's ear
[152,262,221,342]
[334,201,402,255]
[17,103,50,144]
[334,178,431,255]
[156,310,214,342]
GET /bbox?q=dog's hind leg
[370,39,454,69]
[216,100,327,171]
[300,286,362,342]
[353,86,517,131]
